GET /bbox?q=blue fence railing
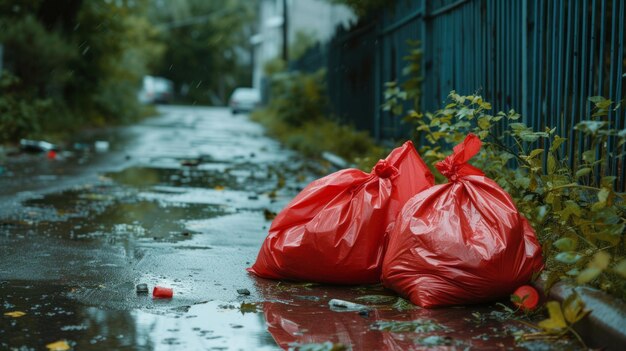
[288,0,626,190]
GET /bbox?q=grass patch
[252,108,386,170]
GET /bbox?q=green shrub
[267,69,328,127]
[252,109,385,169]
[392,91,626,300]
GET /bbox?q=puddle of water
[252,280,584,351]
[107,166,242,190]
[10,190,230,243]
[0,281,279,351]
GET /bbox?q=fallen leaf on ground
[46,340,70,351]
[538,301,567,331]
[214,185,225,191]
[4,311,26,318]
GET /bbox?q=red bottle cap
[47,150,57,159]
[153,286,173,298]
[512,285,539,310]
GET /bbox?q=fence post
[521,0,529,120]
[374,18,382,141]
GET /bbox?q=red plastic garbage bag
[382,134,543,308]
[248,141,434,284]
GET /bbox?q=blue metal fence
[289,0,626,190]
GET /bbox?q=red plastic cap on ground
[512,285,539,310]
[47,150,57,159]
[153,286,173,298]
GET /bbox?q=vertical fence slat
[563,0,574,166]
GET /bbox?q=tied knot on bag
[435,133,485,182]
[372,159,399,179]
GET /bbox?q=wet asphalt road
[0,106,581,350]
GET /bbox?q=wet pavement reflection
[0,106,582,350]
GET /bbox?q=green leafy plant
[388,90,626,300]
[267,69,328,127]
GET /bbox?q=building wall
[252,0,355,89]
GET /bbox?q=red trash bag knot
[372,159,399,179]
[435,133,484,181]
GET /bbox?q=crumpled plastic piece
[248,141,434,284]
[382,134,543,308]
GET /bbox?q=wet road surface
[0,106,581,350]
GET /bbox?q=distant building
[251,0,355,89]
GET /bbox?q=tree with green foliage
[148,0,255,104]
[0,0,164,142]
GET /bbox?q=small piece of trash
[247,194,259,200]
[153,286,173,298]
[20,139,58,153]
[94,141,110,152]
[328,299,371,313]
[136,283,149,294]
[237,288,250,295]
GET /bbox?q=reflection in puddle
[13,188,230,242]
[253,280,583,351]
[134,301,278,351]
[108,166,243,190]
[0,281,278,351]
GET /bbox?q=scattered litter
[136,283,149,294]
[46,340,71,351]
[47,150,57,159]
[153,286,173,298]
[214,185,225,191]
[20,139,58,153]
[328,299,371,313]
[237,288,250,296]
[248,194,259,200]
[4,311,26,318]
[94,141,110,152]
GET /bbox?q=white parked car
[229,88,260,114]
[138,76,174,104]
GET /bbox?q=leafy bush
[252,108,384,169]
[387,90,626,299]
[266,69,328,127]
